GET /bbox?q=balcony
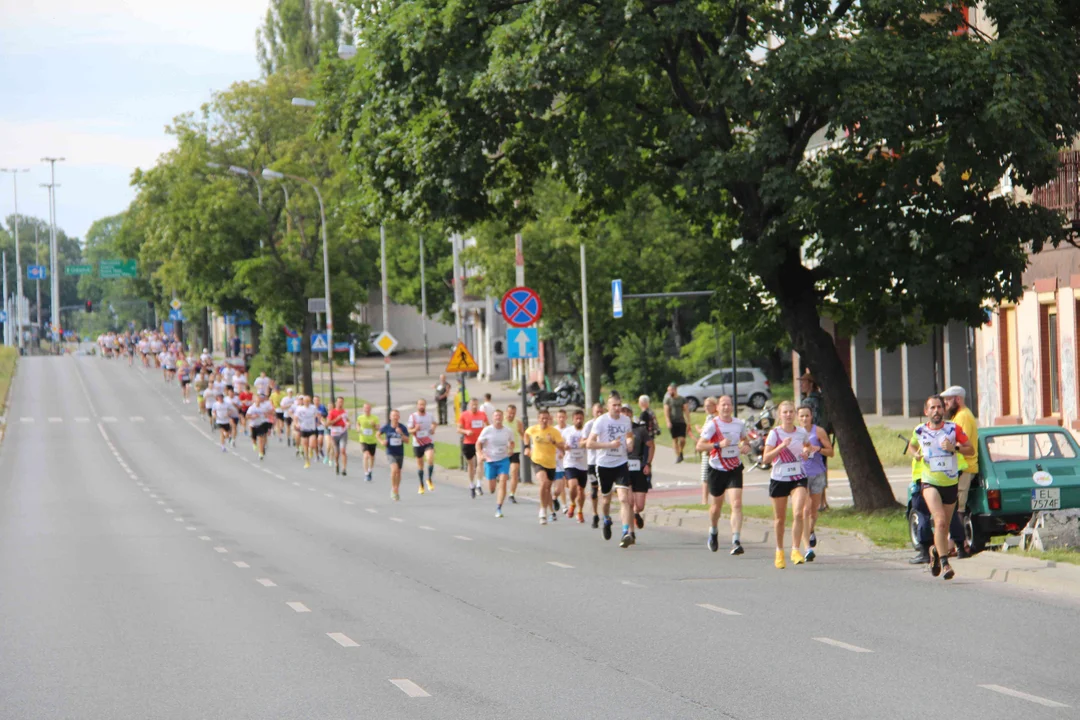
[1031,150,1080,228]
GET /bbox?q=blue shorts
[554,470,565,481]
[484,458,511,480]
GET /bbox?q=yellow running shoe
[418,485,426,495]
[426,479,435,492]
[304,461,310,469]
[791,549,805,565]
[774,549,786,569]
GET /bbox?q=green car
[944,425,1080,552]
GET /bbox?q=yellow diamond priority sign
[446,342,479,374]
[170,298,183,311]
[374,331,398,357]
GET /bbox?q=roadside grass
[665,503,909,549]
[0,346,17,414]
[433,440,462,469]
[1016,548,1080,566]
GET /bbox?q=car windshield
[984,432,1078,463]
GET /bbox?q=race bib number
[776,462,801,478]
[720,445,740,459]
[361,428,374,436]
[471,420,483,429]
[628,459,642,472]
[416,429,430,439]
[389,437,402,446]
[928,455,957,474]
[330,426,346,437]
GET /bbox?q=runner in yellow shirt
[524,409,566,525]
[356,403,382,483]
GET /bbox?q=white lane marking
[130,416,145,422]
[365,508,378,514]
[48,417,62,423]
[389,679,431,698]
[233,561,250,568]
[419,526,436,531]
[327,632,359,647]
[198,536,211,541]
[150,494,158,498]
[19,417,33,423]
[102,417,117,423]
[308,487,317,492]
[142,488,150,493]
[174,518,184,522]
[137,482,144,486]
[256,578,277,587]
[343,500,355,505]
[978,685,1069,708]
[454,535,472,541]
[213,547,228,554]
[272,473,286,480]
[698,603,742,616]
[812,637,872,653]
[390,517,404,523]
[75,417,90,423]
[547,561,574,569]
[286,601,311,613]
[498,547,518,553]
[293,482,301,487]
[324,493,335,498]
[164,509,174,514]
[186,526,197,531]
[622,580,646,588]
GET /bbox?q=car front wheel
[749,393,767,410]
[908,508,922,550]
[686,397,700,412]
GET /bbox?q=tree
[1,214,82,332]
[256,0,343,76]
[328,1,1080,510]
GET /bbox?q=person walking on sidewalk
[697,395,749,556]
[434,374,451,425]
[762,401,811,569]
[663,384,689,463]
[798,403,834,560]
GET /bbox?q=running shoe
[341,470,347,477]
[577,511,584,523]
[568,504,576,517]
[805,548,816,562]
[592,515,600,529]
[392,492,400,501]
[774,550,786,569]
[634,512,645,529]
[365,472,372,482]
[619,532,635,548]
[942,562,955,580]
[791,549,805,565]
[426,479,435,492]
[809,532,817,548]
[252,442,257,451]
[495,508,503,518]
[335,467,340,476]
[259,453,265,461]
[929,546,942,577]
[550,512,557,522]
[553,498,560,512]
[221,444,227,452]
[476,486,483,496]
[539,515,547,525]
[418,485,425,495]
[731,540,745,556]
[707,532,719,552]
[602,518,612,541]
[470,486,476,499]
[509,494,517,504]
[304,461,310,469]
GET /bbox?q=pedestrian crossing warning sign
[446,342,479,373]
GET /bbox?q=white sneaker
[539,516,547,525]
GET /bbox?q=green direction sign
[65,264,93,276]
[99,258,137,279]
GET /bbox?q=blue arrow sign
[506,327,539,360]
[612,279,623,319]
[27,265,47,280]
[0,310,7,322]
[162,321,174,335]
[168,308,185,321]
[311,333,329,352]
[286,337,301,353]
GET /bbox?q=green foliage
[256,0,343,76]
[1,214,83,327]
[610,330,676,401]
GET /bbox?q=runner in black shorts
[624,405,655,538]
[586,394,634,543]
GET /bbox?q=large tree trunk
[301,314,314,397]
[777,283,900,511]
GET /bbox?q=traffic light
[85,300,92,313]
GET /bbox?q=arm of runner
[694,421,715,453]
[645,437,656,471]
[816,426,835,457]
[625,429,634,454]
[584,432,600,450]
[761,429,786,464]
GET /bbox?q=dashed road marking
[293,482,301,487]
[698,603,742,616]
[365,508,378,514]
[19,417,33,423]
[454,535,472,541]
[343,500,355,505]
[164,509,174,514]
[324,493,335,498]
[256,578,276,587]
[547,561,574,569]
[622,580,646,588]
[286,602,311,613]
[102,417,117,423]
[272,473,286,480]
[213,546,228,554]
[198,536,211,541]
[389,679,431,698]
[130,416,145,422]
[233,561,250,568]
[327,632,359,647]
[812,637,872,653]
[420,526,436,531]
[173,518,184,522]
[498,547,518,553]
[390,517,404,523]
[48,417,62,423]
[186,526,197,531]
[75,417,90,423]
[978,685,1069,708]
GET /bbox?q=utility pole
[2,252,8,346]
[42,157,65,349]
[0,168,29,352]
[380,224,391,421]
[580,243,592,410]
[34,225,41,333]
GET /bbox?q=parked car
[906,424,1080,553]
[676,367,772,411]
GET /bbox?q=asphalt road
[2,355,1079,718]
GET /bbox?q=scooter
[530,374,585,410]
[745,402,776,470]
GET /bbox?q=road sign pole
[385,357,392,424]
[581,243,591,410]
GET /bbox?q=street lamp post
[0,168,29,351]
[42,157,65,347]
[262,168,334,403]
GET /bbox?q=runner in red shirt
[237,388,254,445]
[327,397,350,476]
[458,398,489,498]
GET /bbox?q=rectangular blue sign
[612,279,623,318]
[168,309,185,321]
[506,327,539,359]
[27,265,47,280]
[286,337,301,353]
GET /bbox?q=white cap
[940,385,966,398]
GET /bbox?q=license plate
[1031,488,1061,510]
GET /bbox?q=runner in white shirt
[480,394,497,425]
[695,395,750,556]
[586,393,635,545]
[211,393,239,451]
[408,399,437,494]
[293,396,320,469]
[203,385,218,428]
[233,369,248,393]
[761,400,811,569]
[562,409,590,524]
[222,365,236,390]
[253,372,271,397]
[279,389,296,446]
[200,348,212,366]
[552,409,570,520]
[582,402,604,528]
[477,409,515,518]
[247,392,275,460]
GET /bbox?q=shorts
[413,444,433,458]
[533,463,555,480]
[252,423,272,439]
[509,452,521,464]
[588,464,598,485]
[923,482,959,506]
[629,471,651,493]
[216,422,232,431]
[388,453,404,467]
[180,379,190,386]
[463,443,477,460]
[707,466,744,497]
[957,472,974,510]
[597,464,628,494]
[806,472,828,495]
[284,416,293,425]
[331,432,348,448]
[276,412,285,421]
[670,421,687,439]
[554,470,565,481]
[362,443,377,456]
[301,429,317,439]
[769,478,809,498]
[567,467,589,488]
[485,457,511,480]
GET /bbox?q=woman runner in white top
[762,400,811,569]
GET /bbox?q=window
[736,371,754,384]
[985,432,1078,463]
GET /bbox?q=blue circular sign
[500,287,543,328]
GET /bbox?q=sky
[0,0,267,241]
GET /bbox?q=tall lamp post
[0,168,29,351]
[262,168,334,403]
[42,157,64,346]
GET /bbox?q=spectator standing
[663,383,689,463]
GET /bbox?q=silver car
[677,367,772,411]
